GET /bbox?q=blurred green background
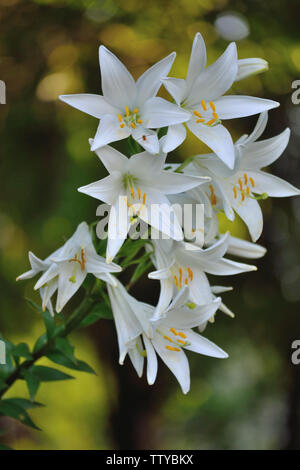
[1,0,300,450]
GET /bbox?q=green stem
[174,155,195,173]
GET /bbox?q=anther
[165,346,181,352]
[125,106,130,117]
[249,177,255,187]
[244,173,248,184]
[120,123,125,128]
[117,114,123,122]
[209,101,216,112]
[170,327,178,336]
[137,119,143,124]
[233,186,237,199]
[178,332,187,339]
[238,178,243,191]
[194,110,202,118]
[133,108,138,114]
[138,188,141,200]
[164,335,173,343]
[131,122,136,129]
[187,267,193,281]
[130,186,135,199]
[201,100,207,111]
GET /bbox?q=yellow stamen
[138,188,141,200]
[165,346,181,352]
[117,114,123,122]
[125,106,130,116]
[238,178,243,191]
[244,173,248,184]
[130,186,135,199]
[170,327,178,336]
[201,100,207,111]
[177,339,186,345]
[185,278,188,285]
[209,101,216,112]
[137,119,143,124]
[212,112,218,119]
[174,275,179,288]
[178,332,187,339]
[196,118,205,123]
[233,186,237,199]
[193,110,202,118]
[246,186,250,196]
[131,122,136,129]
[143,193,146,205]
[241,191,245,202]
[179,267,183,288]
[133,108,138,114]
[187,267,193,281]
[206,118,217,126]
[120,123,125,128]
[249,177,255,187]
[164,335,173,343]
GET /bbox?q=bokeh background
[1,0,300,450]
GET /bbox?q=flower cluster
[18,33,299,394]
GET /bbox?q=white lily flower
[78,145,208,262]
[122,287,227,394]
[17,249,63,315]
[33,222,122,313]
[107,277,153,367]
[161,32,279,168]
[235,58,269,82]
[59,46,190,154]
[188,112,300,241]
[148,232,256,319]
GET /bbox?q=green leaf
[79,301,113,327]
[3,398,44,410]
[25,297,43,313]
[0,399,40,430]
[33,333,47,353]
[42,310,56,339]
[54,338,76,363]
[30,365,74,382]
[130,259,153,284]
[46,352,96,374]
[22,369,40,402]
[11,343,32,360]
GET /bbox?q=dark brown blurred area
[1,0,300,450]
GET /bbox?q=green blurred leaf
[30,365,74,382]
[11,343,32,360]
[42,310,56,339]
[79,301,113,327]
[0,399,40,430]
[22,369,40,402]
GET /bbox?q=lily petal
[136,52,176,105]
[59,94,118,118]
[162,123,187,153]
[186,42,238,106]
[214,95,279,120]
[99,45,136,109]
[78,173,123,205]
[184,330,228,358]
[245,170,300,197]
[142,97,190,128]
[187,120,235,169]
[186,32,207,89]
[91,115,131,151]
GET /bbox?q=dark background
[1,0,300,450]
